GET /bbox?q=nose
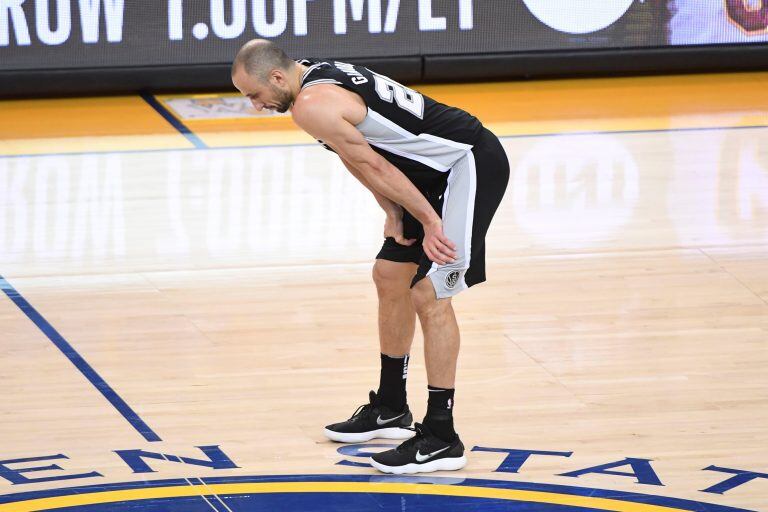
[250,99,264,111]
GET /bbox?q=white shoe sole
[323,427,414,443]
[369,455,467,474]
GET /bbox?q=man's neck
[290,62,307,96]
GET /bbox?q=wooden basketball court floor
[0,72,767,512]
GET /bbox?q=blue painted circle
[50,493,603,512]
[0,475,753,512]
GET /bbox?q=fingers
[435,238,457,259]
[424,238,458,265]
[436,232,457,252]
[423,224,457,264]
[425,246,452,265]
[432,238,458,263]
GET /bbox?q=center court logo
[521,0,636,34]
[0,446,761,512]
[0,475,756,512]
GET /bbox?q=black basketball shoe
[323,391,414,443]
[369,423,466,474]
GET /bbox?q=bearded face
[269,81,294,113]
[232,65,295,114]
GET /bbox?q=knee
[410,278,447,317]
[372,261,410,299]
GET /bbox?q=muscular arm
[293,86,439,228]
[292,84,456,265]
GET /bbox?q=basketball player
[232,40,509,474]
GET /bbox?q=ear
[269,69,287,86]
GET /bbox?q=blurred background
[1,0,767,96]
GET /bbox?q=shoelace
[348,391,378,420]
[397,423,428,451]
[348,402,373,420]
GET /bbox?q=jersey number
[373,75,425,119]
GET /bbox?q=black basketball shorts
[376,128,510,298]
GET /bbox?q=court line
[139,92,208,149]
[698,248,768,308]
[0,480,747,512]
[189,478,235,512]
[0,475,755,512]
[183,479,226,512]
[0,123,766,160]
[0,274,162,443]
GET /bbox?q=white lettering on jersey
[334,61,369,84]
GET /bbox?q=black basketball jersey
[297,58,485,193]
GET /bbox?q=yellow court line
[0,482,690,512]
[0,134,195,156]
[4,72,767,155]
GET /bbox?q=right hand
[384,207,417,246]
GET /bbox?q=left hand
[422,219,457,265]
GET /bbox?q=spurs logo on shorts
[445,271,462,290]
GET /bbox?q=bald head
[231,39,300,114]
[232,39,294,82]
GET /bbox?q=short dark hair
[232,39,293,81]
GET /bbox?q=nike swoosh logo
[376,412,406,426]
[415,446,450,462]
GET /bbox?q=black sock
[377,353,409,411]
[424,385,456,442]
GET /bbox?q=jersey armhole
[334,82,369,112]
[302,79,367,107]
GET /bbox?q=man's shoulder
[293,84,366,133]
[293,86,343,122]
[296,83,347,105]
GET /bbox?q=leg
[373,259,418,357]
[322,259,418,443]
[369,278,467,473]
[410,278,459,388]
[370,133,509,473]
